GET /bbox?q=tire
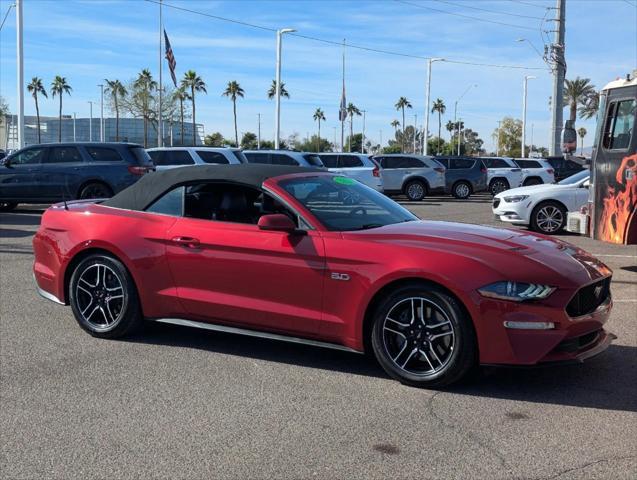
[404,180,427,201]
[530,201,566,234]
[69,254,143,338]
[370,283,477,388]
[524,178,542,186]
[489,178,510,196]
[0,201,18,212]
[452,181,472,199]
[79,182,113,200]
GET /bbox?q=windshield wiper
[358,223,385,230]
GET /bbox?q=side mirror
[258,213,298,234]
[0,157,9,167]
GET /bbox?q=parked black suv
[545,156,586,182]
[0,143,153,211]
[435,156,488,199]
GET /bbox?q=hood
[346,220,611,287]
[495,183,568,198]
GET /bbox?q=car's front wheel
[404,180,427,201]
[0,201,18,212]
[452,181,472,199]
[69,254,143,338]
[371,284,477,388]
[530,201,566,234]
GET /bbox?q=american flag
[164,29,177,87]
[339,85,347,122]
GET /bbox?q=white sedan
[492,170,590,234]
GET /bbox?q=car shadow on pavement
[0,228,36,238]
[134,322,636,412]
[0,212,43,227]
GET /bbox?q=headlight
[503,195,529,203]
[478,281,555,302]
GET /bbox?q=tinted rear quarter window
[436,158,450,168]
[46,147,82,163]
[165,150,195,166]
[245,152,269,164]
[320,155,338,168]
[86,147,123,162]
[515,160,541,168]
[129,147,153,165]
[147,151,164,164]
[231,150,248,163]
[451,158,474,169]
[488,158,510,168]
[303,154,324,167]
[339,155,364,168]
[272,153,298,166]
[196,151,229,164]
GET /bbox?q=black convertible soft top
[102,164,323,211]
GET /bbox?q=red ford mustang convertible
[33,164,614,387]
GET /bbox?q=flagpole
[158,0,163,147]
[340,39,345,152]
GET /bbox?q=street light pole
[98,84,104,142]
[361,110,366,153]
[16,0,24,148]
[274,28,296,149]
[454,83,477,156]
[73,112,76,142]
[413,113,417,154]
[257,113,261,149]
[88,101,94,142]
[522,75,536,158]
[496,120,502,156]
[424,57,444,155]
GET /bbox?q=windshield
[279,175,418,231]
[558,170,589,185]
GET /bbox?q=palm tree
[181,70,207,146]
[222,80,245,147]
[104,79,127,141]
[431,98,446,154]
[577,127,587,155]
[579,91,599,120]
[446,120,455,141]
[27,77,47,143]
[50,76,72,142]
[313,108,326,152]
[346,103,361,152]
[133,69,157,147]
[173,86,190,146]
[564,77,596,123]
[394,97,412,152]
[390,119,400,140]
[267,79,289,100]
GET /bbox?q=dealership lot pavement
[1,196,636,479]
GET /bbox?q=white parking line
[591,254,637,258]
[613,299,637,303]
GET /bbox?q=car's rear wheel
[530,201,566,234]
[371,284,477,388]
[69,254,142,338]
[404,180,427,201]
[489,178,510,196]
[452,181,471,199]
[79,182,113,200]
[0,201,18,212]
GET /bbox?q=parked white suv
[513,158,556,186]
[373,154,446,201]
[482,157,524,195]
[147,147,247,169]
[317,153,383,191]
[243,150,325,168]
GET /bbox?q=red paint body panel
[33,179,614,366]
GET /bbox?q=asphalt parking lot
[1,195,636,479]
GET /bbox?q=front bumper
[492,197,531,225]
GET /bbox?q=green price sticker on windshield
[333,176,356,185]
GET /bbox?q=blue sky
[1,0,636,151]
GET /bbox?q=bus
[567,72,636,244]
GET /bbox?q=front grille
[493,198,501,209]
[566,277,611,317]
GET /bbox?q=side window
[340,155,364,168]
[271,153,298,166]
[85,147,123,162]
[489,159,509,168]
[146,186,184,216]
[436,158,449,168]
[451,158,474,169]
[303,154,324,167]
[403,157,424,168]
[9,148,46,165]
[165,150,195,166]
[603,99,635,150]
[381,157,398,169]
[196,151,229,164]
[566,160,581,169]
[244,152,269,164]
[320,155,338,168]
[147,151,165,165]
[46,147,83,163]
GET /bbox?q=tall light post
[274,28,296,149]
[496,120,502,156]
[98,84,104,142]
[453,83,477,155]
[333,126,337,150]
[361,110,366,153]
[88,101,94,142]
[73,112,76,142]
[413,113,417,154]
[522,75,536,158]
[257,113,261,149]
[423,57,444,155]
[16,0,24,148]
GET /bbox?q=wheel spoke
[400,348,417,368]
[386,317,409,329]
[85,305,100,321]
[428,343,443,365]
[77,284,93,297]
[384,327,406,339]
[417,348,435,371]
[430,331,454,341]
[80,298,94,316]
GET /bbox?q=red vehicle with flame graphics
[568,73,637,244]
[33,164,614,387]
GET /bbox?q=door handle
[171,236,200,248]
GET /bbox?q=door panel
[39,146,85,199]
[165,218,326,335]
[0,147,47,200]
